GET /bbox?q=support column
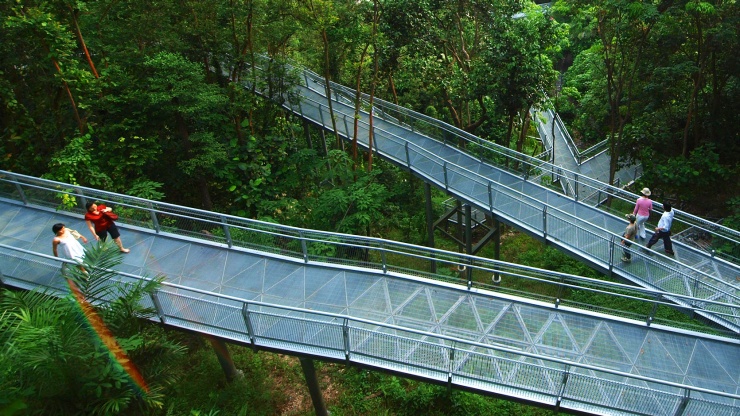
[207,336,242,382]
[492,216,501,285]
[455,200,463,253]
[424,183,436,273]
[299,357,329,416]
[304,120,313,150]
[320,130,328,156]
[465,204,473,284]
[465,204,473,282]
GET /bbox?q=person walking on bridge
[52,223,88,272]
[85,202,130,253]
[632,188,652,242]
[621,214,637,262]
[646,202,675,256]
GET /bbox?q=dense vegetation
[1,0,738,414]
[2,0,737,220]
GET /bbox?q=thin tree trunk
[321,29,341,149]
[353,42,371,163]
[70,9,99,79]
[51,58,85,134]
[367,0,380,172]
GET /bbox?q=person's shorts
[98,222,121,241]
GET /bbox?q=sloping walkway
[533,109,641,201]
[0,177,738,415]
[252,61,739,332]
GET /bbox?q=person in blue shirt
[646,201,675,255]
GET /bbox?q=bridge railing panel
[255,56,740,262]
[1,171,738,332]
[1,246,738,416]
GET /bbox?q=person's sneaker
[621,256,631,262]
[665,250,674,256]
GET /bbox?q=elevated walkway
[240,57,740,332]
[0,173,738,415]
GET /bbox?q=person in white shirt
[646,202,675,255]
[52,223,88,270]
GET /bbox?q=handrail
[260,54,740,253]
[232,62,740,330]
[0,171,738,334]
[1,243,738,412]
[263,84,740,312]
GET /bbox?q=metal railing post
[221,217,233,248]
[318,103,325,127]
[150,291,166,323]
[555,365,570,411]
[488,182,493,212]
[647,294,661,326]
[381,243,387,273]
[11,176,28,205]
[300,231,308,263]
[405,142,411,169]
[342,318,350,363]
[673,389,690,416]
[443,162,449,190]
[542,206,548,239]
[447,345,455,392]
[609,235,615,273]
[242,303,256,346]
[148,202,160,233]
[574,174,579,202]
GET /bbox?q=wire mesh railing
[241,53,739,264]
[1,170,738,335]
[0,244,737,416]
[252,86,740,332]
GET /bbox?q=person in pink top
[632,187,652,242]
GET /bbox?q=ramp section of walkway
[242,58,740,332]
[0,175,738,416]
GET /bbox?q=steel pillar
[299,357,329,416]
[207,336,242,382]
[424,183,437,273]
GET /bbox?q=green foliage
[304,150,391,235]
[326,367,554,416]
[0,244,186,415]
[44,131,113,189]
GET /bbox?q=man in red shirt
[85,202,130,253]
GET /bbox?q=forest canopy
[1,0,737,224]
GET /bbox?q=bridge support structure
[300,357,330,416]
[207,336,243,382]
[425,188,501,270]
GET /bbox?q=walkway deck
[0,176,738,416]
[249,59,740,332]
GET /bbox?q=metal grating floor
[0,200,737,413]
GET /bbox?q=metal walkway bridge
[0,173,738,416]
[242,56,740,333]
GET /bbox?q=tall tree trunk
[353,42,371,163]
[367,0,380,172]
[321,29,341,149]
[51,58,85,134]
[70,9,99,79]
[388,71,399,106]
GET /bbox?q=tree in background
[555,0,738,213]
